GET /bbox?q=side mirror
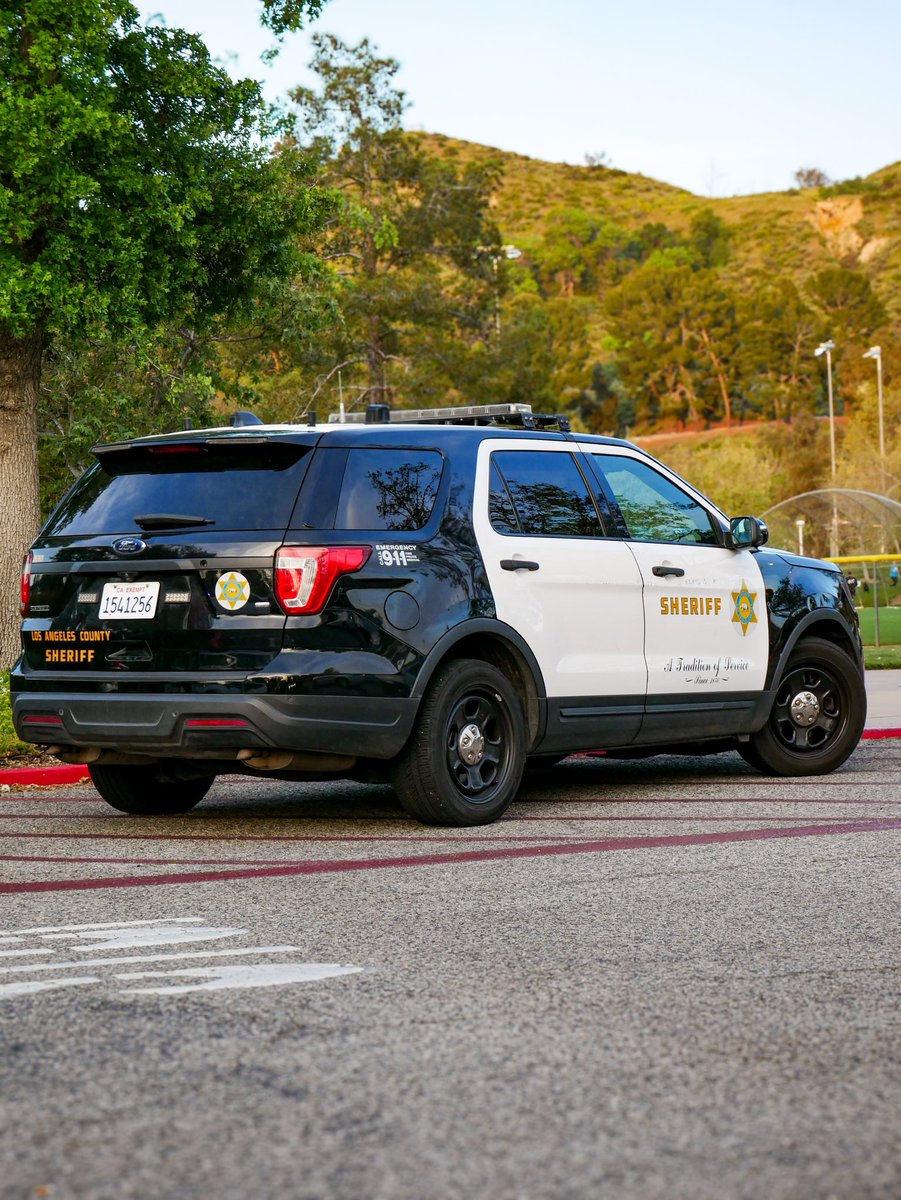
[728,516,768,550]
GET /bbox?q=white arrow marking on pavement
[38,923,245,950]
[115,964,363,994]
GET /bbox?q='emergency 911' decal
[375,544,421,567]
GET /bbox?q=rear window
[43,442,313,536]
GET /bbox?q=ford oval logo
[112,537,147,555]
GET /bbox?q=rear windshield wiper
[133,513,216,530]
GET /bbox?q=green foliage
[260,0,329,37]
[688,209,731,268]
[0,670,28,758]
[0,2,327,342]
[807,267,887,344]
[818,177,879,199]
[244,34,503,416]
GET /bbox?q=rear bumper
[12,691,416,760]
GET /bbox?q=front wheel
[391,659,527,826]
[739,638,866,776]
[89,763,214,815]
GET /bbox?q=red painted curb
[861,728,901,740]
[0,763,90,786]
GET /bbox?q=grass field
[857,608,901,647]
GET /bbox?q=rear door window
[42,441,314,536]
[489,451,604,537]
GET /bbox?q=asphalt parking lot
[1,736,899,1200]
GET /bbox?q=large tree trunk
[0,328,42,669]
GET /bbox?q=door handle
[501,559,540,572]
[652,565,685,577]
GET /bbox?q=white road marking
[0,946,300,976]
[115,964,363,994]
[38,922,244,950]
[0,919,363,1001]
[0,977,100,998]
[0,918,204,936]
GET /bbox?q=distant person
[845,573,858,599]
[891,561,899,587]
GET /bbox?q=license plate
[98,581,160,620]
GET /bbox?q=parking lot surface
[1,743,899,1199]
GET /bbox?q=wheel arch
[769,611,864,691]
[412,619,547,749]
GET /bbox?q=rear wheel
[88,763,214,815]
[391,659,526,826]
[739,638,865,776]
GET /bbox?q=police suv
[12,402,866,826]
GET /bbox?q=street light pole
[815,340,838,556]
[863,345,885,488]
[480,244,521,341]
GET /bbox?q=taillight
[274,545,371,615]
[20,550,33,616]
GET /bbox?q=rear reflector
[22,715,63,725]
[184,719,250,728]
[274,545,371,615]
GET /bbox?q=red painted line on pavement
[0,816,857,864]
[861,728,901,740]
[1,819,898,895]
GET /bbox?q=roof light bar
[329,403,533,424]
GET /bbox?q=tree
[738,277,819,422]
[278,34,502,414]
[807,267,887,345]
[688,208,731,269]
[794,167,831,189]
[605,264,741,429]
[0,1,331,666]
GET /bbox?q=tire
[88,763,214,815]
[391,659,527,826]
[739,638,866,776]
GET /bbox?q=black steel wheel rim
[444,687,512,803]
[771,663,846,755]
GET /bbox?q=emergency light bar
[328,402,533,424]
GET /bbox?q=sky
[135,0,900,198]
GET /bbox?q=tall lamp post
[815,339,838,556]
[863,345,885,489]
[480,244,521,340]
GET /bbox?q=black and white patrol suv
[12,402,866,826]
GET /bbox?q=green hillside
[418,131,901,364]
